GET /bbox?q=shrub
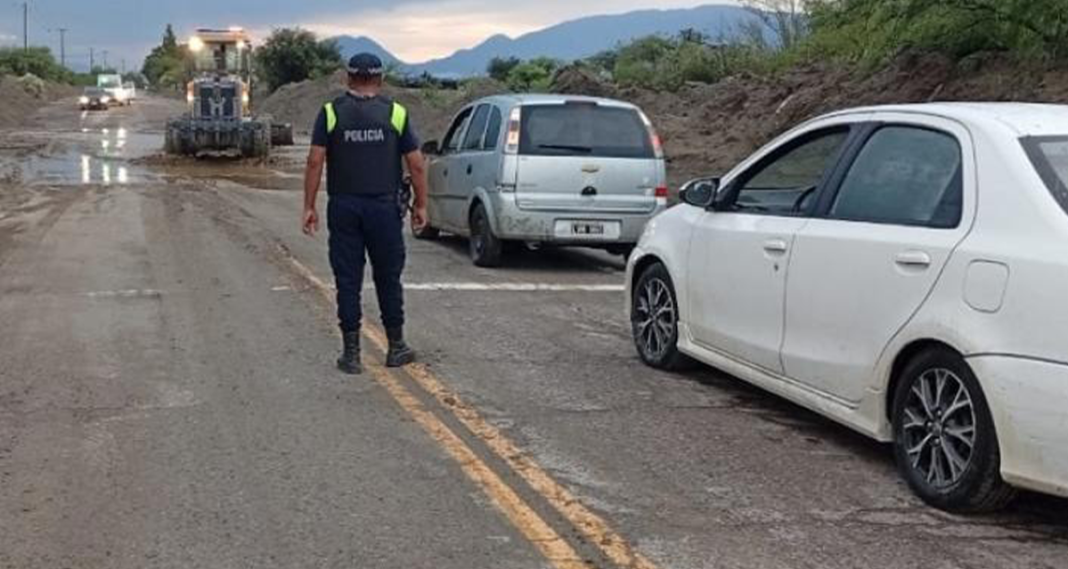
[505,58,559,92]
[805,0,1068,65]
[0,47,73,83]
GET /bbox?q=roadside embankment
[260,71,505,142]
[259,54,1068,189]
[0,74,76,129]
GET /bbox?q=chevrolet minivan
[419,95,668,267]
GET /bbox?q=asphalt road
[1,96,1066,569]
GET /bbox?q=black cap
[347,53,385,77]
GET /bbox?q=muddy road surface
[1,96,1066,569]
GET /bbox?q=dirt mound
[0,75,75,129]
[259,71,507,142]
[551,65,619,98]
[261,54,1068,190]
[631,52,1068,187]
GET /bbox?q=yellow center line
[364,327,660,569]
[282,251,662,569]
[365,362,588,568]
[284,254,588,569]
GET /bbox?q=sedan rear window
[1023,137,1068,215]
[519,104,653,159]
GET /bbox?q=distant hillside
[332,4,760,78]
[329,36,404,68]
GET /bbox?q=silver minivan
[419,94,669,267]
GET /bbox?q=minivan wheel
[632,263,691,370]
[892,348,1017,513]
[469,203,503,267]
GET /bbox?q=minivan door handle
[763,239,789,254]
[466,164,473,175]
[895,251,932,268]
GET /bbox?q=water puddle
[18,151,150,187]
[7,127,161,187]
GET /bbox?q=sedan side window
[483,107,503,151]
[443,108,474,154]
[462,104,491,151]
[831,126,963,228]
[734,129,850,215]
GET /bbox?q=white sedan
[627,103,1068,512]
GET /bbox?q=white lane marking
[271,285,293,292]
[400,282,624,292]
[82,289,163,299]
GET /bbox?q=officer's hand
[411,206,429,232]
[302,208,319,236]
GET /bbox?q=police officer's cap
[347,53,385,77]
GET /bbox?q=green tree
[742,0,812,50]
[0,47,73,82]
[255,28,342,92]
[486,56,521,82]
[142,24,187,89]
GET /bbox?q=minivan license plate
[572,222,605,235]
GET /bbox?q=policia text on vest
[302,54,430,376]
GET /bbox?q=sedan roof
[829,102,1068,137]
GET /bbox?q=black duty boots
[385,327,416,368]
[337,331,363,375]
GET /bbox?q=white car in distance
[627,103,1068,512]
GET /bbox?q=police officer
[302,53,430,375]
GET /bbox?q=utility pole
[121,58,126,75]
[90,47,95,71]
[102,50,109,70]
[22,2,28,51]
[57,28,68,69]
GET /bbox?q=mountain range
[331,4,760,78]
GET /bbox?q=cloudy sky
[4,0,730,71]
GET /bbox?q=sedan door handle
[763,239,789,254]
[895,251,932,268]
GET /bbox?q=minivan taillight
[505,107,522,155]
[655,186,669,198]
[640,111,664,159]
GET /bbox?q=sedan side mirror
[680,177,720,209]
[421,140,440,155]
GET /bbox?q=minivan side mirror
[680,177,720,209]
[421,140,440,155]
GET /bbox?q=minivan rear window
[1023,136,1068,215]
[519,103,654,159]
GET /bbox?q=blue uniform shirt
[312,93,420,197]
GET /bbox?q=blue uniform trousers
[327,194,406,333]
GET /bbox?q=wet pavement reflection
[14,125,158,187]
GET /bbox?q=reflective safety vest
[325,100,407,136]
[320,94,409,196]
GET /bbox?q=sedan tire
[632,262,692,371]
[892,347,1017,513]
